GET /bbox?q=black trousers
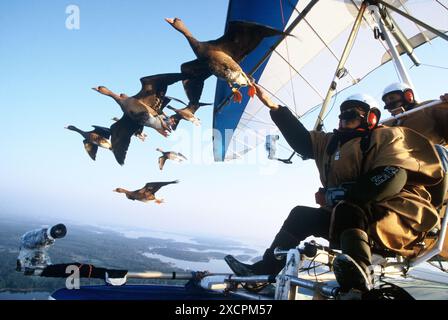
[251,203,372,275]
[280,202,369,246]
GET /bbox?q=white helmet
[340,93,379,112]
[382,82,416,110]
[339,94,381,130]
[382,82,411,97]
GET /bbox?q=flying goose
[165,96,211,129]
[113,180,179,204]
[65,125,112,161]
[156,148,188,170]
[166,18,289,103]
[92,73,184,165]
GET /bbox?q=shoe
[333,254,373,292]
[225,255,273,293]
[224,255,257,276]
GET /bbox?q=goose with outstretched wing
[93,73,184,165]
[114,180,179,204]
[156,148,188,171]
[166,18,289,103]
[65,125,112,161]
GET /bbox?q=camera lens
[50,224,67,239]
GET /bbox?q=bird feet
[248,84,257,98]
[158,116,173,133]
[232,88,243,103]
[155,198,165,204]
[136,132,147,142]
[157,129,170,137]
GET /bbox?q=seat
[407,203,448,267]
[426,145,448,209]
[407,145,448,267]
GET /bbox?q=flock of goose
[66,17,288,203]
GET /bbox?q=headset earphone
[403,88,415,104]
[365,107,381,130]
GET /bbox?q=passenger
[382,82,448,259]
[225,84,443,293]
[381,82,448,146]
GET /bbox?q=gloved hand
[315,187,348,207]
[440,93,448,102]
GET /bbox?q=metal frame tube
[380,99,442,124]
[274,248,302,300]
[225,275,275,283]
[378,6,420,66]
[289,277,339,298]
[313,1,368,130]
[226,290,274,300]
[370,5,418,99]
[377,0,448,42]
[409,204,448,267]
[126,272,191,280]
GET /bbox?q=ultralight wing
[213,0,448,161]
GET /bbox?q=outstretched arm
[253,84,313,158]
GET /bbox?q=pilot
[225,84,443,293]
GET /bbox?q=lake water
[142,252,234,273]
[142,244,263,273]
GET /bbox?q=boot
[333,228,373,292]
[225,229,299,276]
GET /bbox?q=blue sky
[0,1,447,248]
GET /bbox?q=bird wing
[83,140,98,161]
[137,73,185,96]
[110,115,143,165]
[165,95,188,106]
[158,156,167,171]
[181,59,212,105]
[159,96,174,114]
[211,21,287,63]
[134,73,185,112]
[92,125,111,139]
[169,113,183,131]
[177,152,188,161]
[143,180,179,194]
[182,105,201,115]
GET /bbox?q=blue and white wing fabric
[213,0,448,162]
